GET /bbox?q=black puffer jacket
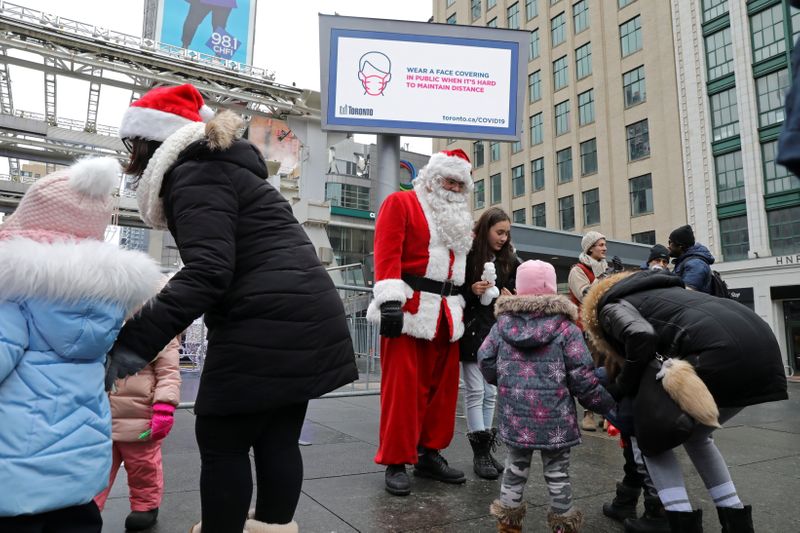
[115,114,358,416]
[582,270,787,408]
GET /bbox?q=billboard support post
[376,134,401,210]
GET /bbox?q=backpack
[709,270,731,298]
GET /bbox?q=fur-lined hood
[494,293,577,321]
[493,294,578,348]
[580,272,633,364]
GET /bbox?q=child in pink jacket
[94,335,181,531]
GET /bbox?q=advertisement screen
[320,16,528,141]
[156,0,256,64]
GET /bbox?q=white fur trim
[447,294,465,341]
[244,519,298,533]
[69,157,121,197]
[120,106,195,142]
[136,122,206,229]
[199,105,215,122]
[0,238,162,313]
[422,152,473,189]
[366,278,413,324]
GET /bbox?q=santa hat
[419,148,473,189]
[516,260,557,296]
[120,84,215,142]
[0,157,120,242]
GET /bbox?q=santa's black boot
[384,464,411,496]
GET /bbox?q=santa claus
[367,148,474,496]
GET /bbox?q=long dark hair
[467,207,515,286]
[123,138,163,182]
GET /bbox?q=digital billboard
[319,15,528,141]
[156,0,256,64]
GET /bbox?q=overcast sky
[6,0,435,158]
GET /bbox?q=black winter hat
[669,225,695,247]
[647,244,670,264]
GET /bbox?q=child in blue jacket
[0,158,161,531]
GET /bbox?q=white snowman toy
[480,261,500,306]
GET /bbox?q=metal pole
[375,133,401,212]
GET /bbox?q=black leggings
[181,1,234,48]
[0,501,102,533]
[195,402,308,532]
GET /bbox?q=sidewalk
[101,382,800,532]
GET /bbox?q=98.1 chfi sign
[319,15,529,141]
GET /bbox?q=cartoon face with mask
[358,52,392,96]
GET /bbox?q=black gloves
[105,342,151,391]
[611,255,624,273]
[606,382,623,402]
[379,301,404,338]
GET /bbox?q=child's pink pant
[94,440,163,512]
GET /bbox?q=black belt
[402,274,462,297]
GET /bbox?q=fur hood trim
[494,294,577,322]
[0,237,162,313]
[136,110,244,229]
[580,271,634,364]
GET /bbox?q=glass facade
[626,119,650,161]
[768,205,800,255]
[756,68,790,128]
[327,225,374,267]
[750,4,785,64]
[629,174,654,216]
[325,182,370,211]
[559,195,575,231]
[702,0,728,23]
[714,150,745,204]
[709,87,739,141]
[719,215,750,261]
[705,28,733,81]
[557,147,573,183]
[762,140,800,194]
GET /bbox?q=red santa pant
[374,317,460,466]
[94,439,164,512]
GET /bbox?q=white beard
[415,177,473,254]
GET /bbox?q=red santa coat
[366,189,467,342]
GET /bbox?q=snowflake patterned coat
[478,294,615,450]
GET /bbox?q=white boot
[244,519,299,533]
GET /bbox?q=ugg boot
[467,431,499,479]
[413,448,466,484]
[489,427,504,473]
[666,509,703,532]
[716,505,754,533]
[244,518,299,533]
[602,482,641,521]
[581,411,596,431]
[489,499,526,533]
[125,508,158,531]
[624,496,669,533]
[546,508,584,533]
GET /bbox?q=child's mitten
[150,403,176,440]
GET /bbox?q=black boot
[624,496,670,533]
[124,508,159,531]
[414,448,466,484]
[603,482,641,521]
[467,431,499,479]
[666,509,703,533]
[385,464,411,496]
[489,427,504,473]
[716,505,754,533]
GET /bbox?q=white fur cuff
[366,278,412,324]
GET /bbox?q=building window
[474,179,485,209]
[573,0,589,34]
[553,56,569,91]
[327,225,375,268]
[488,0,497,9]
[512,164,525,197]
[533,202,547,227]
[551,12,566,47]
[768,205,800,255]
[702,0,728,23]
[490,141,501,161]
[620,16,642,57]
[714,150,745,204]
[507,2,520,29]
[629,174,653,216]
[513,208,527,223]
[618,0,635,7]
[756,68,790,128]
[750,4,786,63]
[447,13,457,24]
[491,173,502,204]
[559,195,575,231]
[705,28,733,81]
[762,140,800,194]
[623,65,646,107]
[556,147,573,183]
[709,87,739,142]
[487,17,498,27]
[583,188,600,226]
[555,100,570,136]
[325,182,370,211]
[530,113,544,145]
[578,89,595,126]
[719,215,750,261]
[631,230,656,245]
[576,42,592,80]
[511,139,523,153]
[447,0,456,5]
[626,119,650,161]
[793,6,800,43]
[529,28,540,60]
[531,157,545,191]
[473,141,485,168]
[472,0,482,20]
[580,138,597,176]
[526,0,538,20]
[529,70,542,102]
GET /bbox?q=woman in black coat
[582,270,787,532]
[107,85,358,533]
[459,207,519,479]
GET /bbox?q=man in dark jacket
[777,0,800,175]
[667,225,714,293]
[106,84,358,533]
[582,270,787,532]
